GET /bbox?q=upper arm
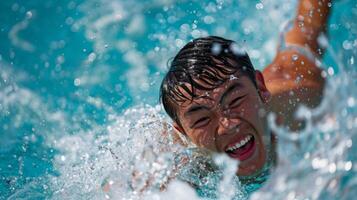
[262,0,331,129]
[263,49,325,130]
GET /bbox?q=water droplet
[321,70,327,78]
[65,17,74,25]
[327,67,334,76]
[292,54,299,61]
[212,43,222,55]
[230,43,246,56]
[255,3,264,10]
[191,29,201,38]
[74,78,81,86]
[229,75,238,80]
[317,34,328,48]
[347,97,355,107]
[87,52,96,63]
[26,11,33,19]
[346,139,353,148]
[344,161,352,171]
[60,155,66,161]
[175,39,184,48]
[343,40,353,50]
[203,15,215,24]
[328,163,336,173]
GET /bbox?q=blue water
[0,0,356,199]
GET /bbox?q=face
[174,71,272,176]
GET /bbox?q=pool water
[0,0,356,199]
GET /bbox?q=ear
[255,70,271,103]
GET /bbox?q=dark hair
[160,36,256,126]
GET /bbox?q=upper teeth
[226,135,252,152]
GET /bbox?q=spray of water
[2,0,357,199]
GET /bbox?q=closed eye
[228,94,247,108]
[192,117,210,128]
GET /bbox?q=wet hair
[160,36,256,126]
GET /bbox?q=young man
[160,0,331,177]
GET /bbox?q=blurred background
[1,0,356,199]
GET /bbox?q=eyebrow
[219,82,243,105]
[183,82,243,117]
[184,105,211,117]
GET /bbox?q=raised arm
[285,0,332,56]
[262,0,332,130]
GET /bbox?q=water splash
[1,0,357,199]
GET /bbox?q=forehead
[176,73,252,108]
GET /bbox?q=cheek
[237,97,264,124]
[187,128,216,149]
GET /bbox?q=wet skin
[173,71,274,176]
[170,0,330,178]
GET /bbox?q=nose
[217,117,241,136]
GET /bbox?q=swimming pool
[0,0,356,199]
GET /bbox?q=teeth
[226,135,252,152]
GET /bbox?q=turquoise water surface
[1,0,357,199]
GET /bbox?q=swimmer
[160,0,331,177]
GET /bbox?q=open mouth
[225,134,256,161]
